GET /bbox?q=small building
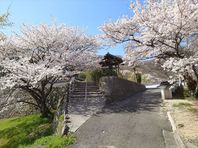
[99,52,123,72]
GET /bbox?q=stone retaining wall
[99,76,146,103]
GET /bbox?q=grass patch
[185,97,196,100]
[188,108,198,113]
[173,102,192,108]
[0,114,75,148]
[0,114,51,148]
[173,102,198,113]
[28,134,75,148]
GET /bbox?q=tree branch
[16,100,39,108]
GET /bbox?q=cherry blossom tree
[0,24,100,120]
[0,11,14,113]
[0,11,10,37]
[101,0,198,94]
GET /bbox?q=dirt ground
[163,99,198,147]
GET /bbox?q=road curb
[167,111,185,148]
[163,130,178,148]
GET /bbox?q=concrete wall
[99,76,146,103]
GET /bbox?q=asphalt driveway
[69,89,174,148]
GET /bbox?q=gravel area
[163,99,198,147]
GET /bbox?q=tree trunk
[40,102,53,121]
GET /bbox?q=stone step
[76,82,97,84]
[73,90,100,92]
[74,87,99,89]
[72,93,101,95]
[75,86,99,88]
[71,94,103,98]
[73,89,101,92]
[75,86,99,89]
[72,91,102,94]
[71,93,103,96]
[76,84,98,85]
[75,83,98,86]
[70,96,104,100]
[75,84,98,87]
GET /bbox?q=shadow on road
[100,88,162,114]
[69,88,162,115]
[68,88,172,148]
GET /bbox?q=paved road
[69,89,173,148]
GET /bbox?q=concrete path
[68,89,176,148]
[68,92,106,132]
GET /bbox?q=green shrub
[90,69,117,83]
[135,73,142,84]
[194,91,198,100]
[123,71,150,84]
[172,84,185,99]
[76,73,86,81]
[183,88,191,97]
[58,114,64,122]
[126,72,136,81]
[181,87,198,100]
[84,70,93,82]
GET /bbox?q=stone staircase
[68,81,105,115]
